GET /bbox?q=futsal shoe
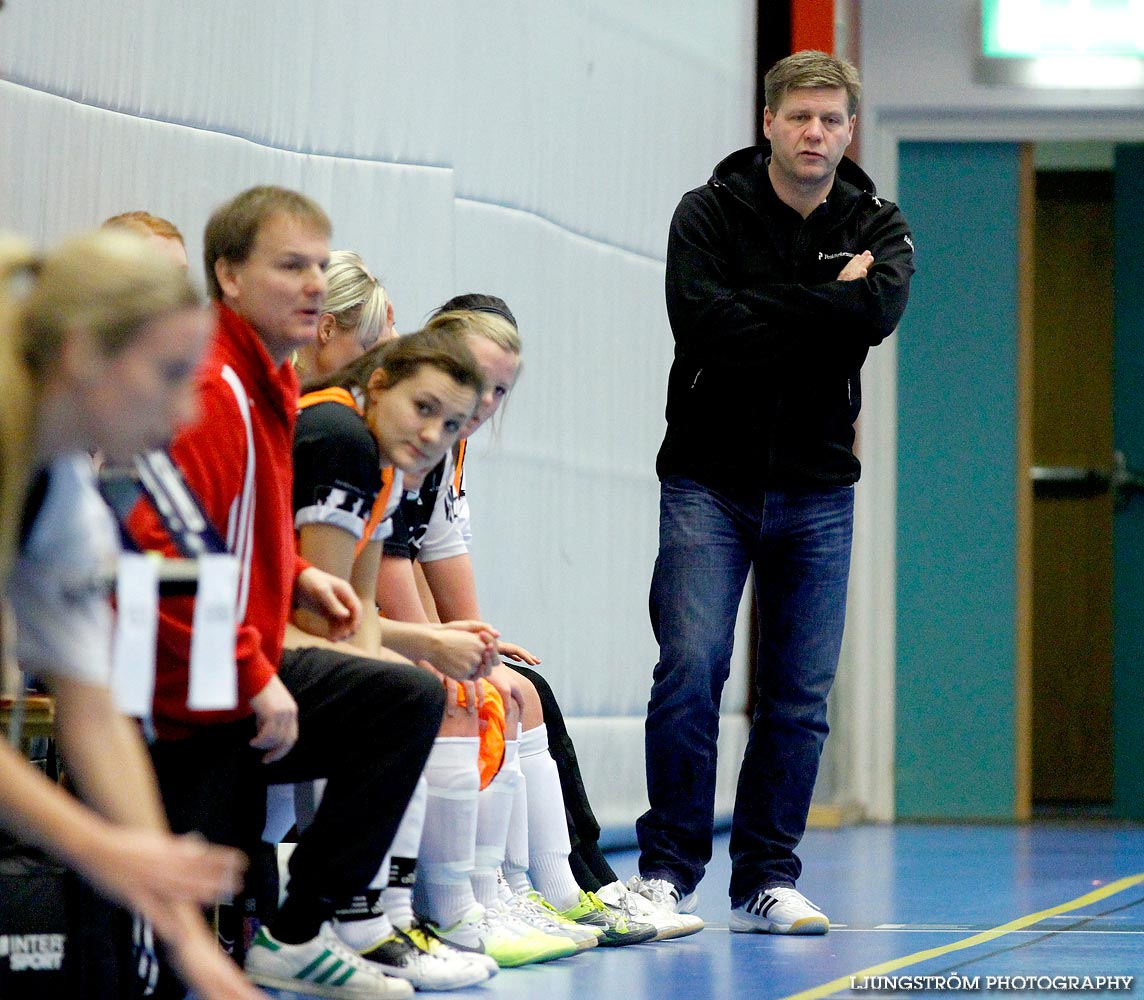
[560,889,658,947]
[596,880,704,940]
[507,891,601,950]
[433,903,577,967]
[244,921,413,998]
[358,926,490,990]
[729,886,830,935]
[411,919,498,977]
[626,874,699,914]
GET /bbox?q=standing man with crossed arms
[630,50,914,934]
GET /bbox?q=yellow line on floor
[780,872,1144,1000]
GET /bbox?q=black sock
[569,848,604,893]
[331,889,384,923]
[269,893,328,944]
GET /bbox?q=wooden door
[1030,170,1115,806]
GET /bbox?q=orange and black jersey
[293,388,400,556]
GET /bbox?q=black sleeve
[665,188,793,369]
[292,401,381,540]
[665,188,915,368]
[383,458,445,561]
[738,201,914,347]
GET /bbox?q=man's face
[215,212,330,364]
[763,86,854,193]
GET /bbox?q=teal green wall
[1112,145,1144,817]
[895,143,1022,819]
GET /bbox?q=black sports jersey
[384,458,444,562]
[293,393,400,551]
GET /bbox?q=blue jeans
[636,475,853,905]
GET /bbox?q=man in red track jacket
[130,186,445,1000]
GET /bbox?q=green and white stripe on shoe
[244,922,413,999]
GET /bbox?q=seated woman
[289,320,579,978]
[371,302,666,946]
[0,229,264,1000]
[412,296,702,941]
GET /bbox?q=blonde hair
[323,250,391,351]
[425,309,521,358]
[0,236,37,583]
[21,229,200,378]
[0,230,200,578]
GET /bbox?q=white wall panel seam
[2,71,680,261]
[454,196,665,265]
[0,76,463,174]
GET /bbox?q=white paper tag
[111,553,159,717]
[188,553,239,711]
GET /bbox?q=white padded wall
[0,0,755,838]
[0,84,458,314]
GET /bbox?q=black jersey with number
[293,396,399,546]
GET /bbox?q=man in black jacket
[628,50,914,935]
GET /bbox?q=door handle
[1029,453,1144,505]
[1029,466,1111,497]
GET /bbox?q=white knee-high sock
[373,774,427,931]
[502,727,532,896]
[415,737,481,929]
[471,740,520,907]
[519,724,581,910]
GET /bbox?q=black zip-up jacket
[657,144,914,494]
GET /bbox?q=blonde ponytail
[0,236,40,584]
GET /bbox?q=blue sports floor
[269,824,1144,999]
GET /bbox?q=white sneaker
[357,926,490,990]
[597,880,704,940]
[729,886,830,935]
[503,891,600,950]
[483,904,579,966]
[626,874,698,914]
[430,904,490,953]
[245,921,413,998]
[433,903,577,967]
[412,920,499,977]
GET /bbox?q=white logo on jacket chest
[818,250,853,261]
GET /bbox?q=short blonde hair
[764,50,861,118]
